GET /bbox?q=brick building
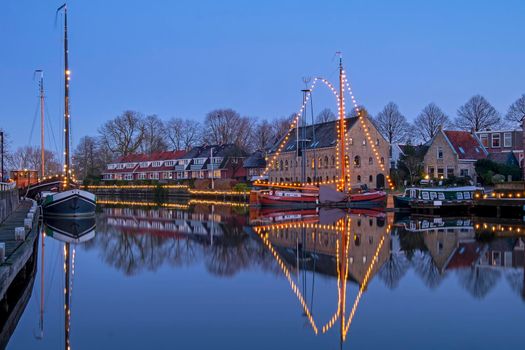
[102,144,247,182]
[267,117,390,189]
[423,129,487,180]
[475,129,523,167]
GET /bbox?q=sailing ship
[250,58,386,208]
[41,4,96,217]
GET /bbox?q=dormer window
[140,162,149,167]
[458,147,465,154]
[152,161,162,167]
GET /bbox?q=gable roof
[442,131,487,160]
[270,117,360,153]
[243,150,266,168]
[115,150,186,164]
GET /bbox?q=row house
[174,144,247,180]
[103,145,247,182]
[267,117,390,189]
[475,129,524,167]
[102,151,186,181]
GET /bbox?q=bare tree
[202,109,254,151]
[141,114,168,154]
[374,102,411,144]
[272,114,296,143]
[414,103,450,142]
[72,136,105,180]
[315,108,336,123]
[10,146,61,176]
[347,105,370,119]
[166,117,201,151]
[98,111,145,157]
[251,119,275,151]
[455,95,501,131]
[505,94,525,126]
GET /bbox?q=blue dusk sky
[1,0,524,150]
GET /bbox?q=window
[362,139,367,146]
[369,157,373,165]
[380,157,384,165]
[318,157,322,169]
[447,167,454,178]
[460,169,469,177]
[480,134,488,147]
[285,160,288,171]
[369,175,373,182]
[349,138,353,145]
[331,155,335,167]
[437,146,443,159]
[492,133,500,147]
[428,167,435,177]
[324,156,329,168]
[357,175,361,182]
[376,138,380,146]
[504,132,512,147]
[458,147,465,154]
[152,161,162,167]
[437,168,444,178]
[354,156,361,168]
[165,161,174,166]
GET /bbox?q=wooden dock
[0,199,39,301]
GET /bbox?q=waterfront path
[0,199,39,300]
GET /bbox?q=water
[4,201,525,349]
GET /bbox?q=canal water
[5,200,525,349]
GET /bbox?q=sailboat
[41,3,96,217]
[250,58,386,208]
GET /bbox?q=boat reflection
[43,217,96,350]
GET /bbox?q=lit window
[479,134,488,147]
[492,134,500,147]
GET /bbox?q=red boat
[250,183,386,208]
[250,186,319,207]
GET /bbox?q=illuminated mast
[337,54,346,192]
[57,3,70,189]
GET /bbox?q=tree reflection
[378,252,410,290]
[457,267,501,299]
[412,251,446,289]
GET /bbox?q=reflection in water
[4,200,525,349]
[43,217,96,350]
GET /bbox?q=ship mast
[337,55,346,192]
[35,70,45,178]
[58,3,71,188]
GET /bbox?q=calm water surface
[5,200,525,349]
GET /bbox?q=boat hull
[42,189,96,217]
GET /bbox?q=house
[423,129,487,180]
[267,116,390,188]
[174,144,247,181]
[487,152,519,167]
[102,145,247,182]
[102,151,186,181]
[243,150,267,182]
[475,129,523,167]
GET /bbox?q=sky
[1,0,524,152]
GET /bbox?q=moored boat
[41,4,96,218]
[394,186,483,210]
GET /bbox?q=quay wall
[85,185,249,202]
[0,189,19,224]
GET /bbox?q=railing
[190,165,204,171]
[174,165,187,171]
[0,182,16,191]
